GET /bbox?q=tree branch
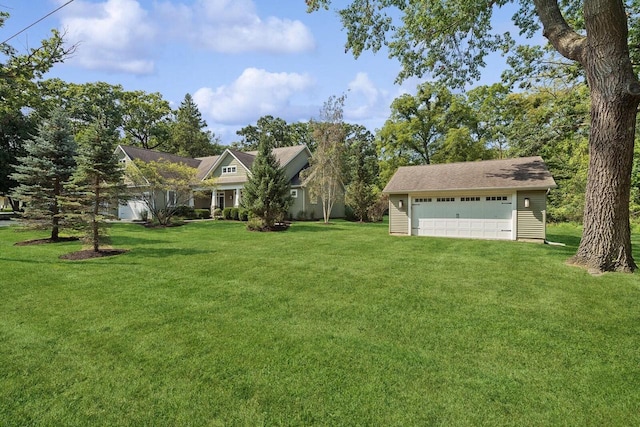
[533,0,587,64]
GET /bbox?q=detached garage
[383,156,557,241]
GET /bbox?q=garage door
[118,200,147,221]
[411,196,513,240]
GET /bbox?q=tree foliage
[169,94,223,157]
[10,108,76,239]
[121,90,172,151]
[125,159,215,226]
[343,124,379,221]
[0,13,74,199]
[64,120,123,252]
[242,137,292,230]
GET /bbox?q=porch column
[211,191,217,210]
[235,188,240,207]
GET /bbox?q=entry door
[217,192,225,209]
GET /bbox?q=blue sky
[1,0,515,145]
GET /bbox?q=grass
[0,219,639,426]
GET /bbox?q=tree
[242,136,292,230]
[343,124,379,221]
[64,120,123,252]
[125,159,215,226]
[10,109,76,240]
[308,0,640,273]
[233,116,313,151]
[302,95,347,224]
[169,94,223,157]
[121,90,172,151]
[0,13,75,203]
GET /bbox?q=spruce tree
[64,119,123,252]
[169,94,222,157]
[242,136,292,230]
[11,108,76,240]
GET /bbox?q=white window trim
[222,166,237,174]
[290,189,298,198]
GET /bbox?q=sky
[1,0,514,146]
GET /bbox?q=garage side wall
[389,194,408,234]
[516,191,547,240]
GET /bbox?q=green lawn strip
[0,220,638,425]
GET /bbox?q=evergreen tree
[242,136,292,230]
[64,120,123,252]
[11,108,76,240]
[169,94,223,157]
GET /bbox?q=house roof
[119,145,201,169]
[194,155,220,181]
[383,156,557,193]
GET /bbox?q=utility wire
[1,0,75,45]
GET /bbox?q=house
[115,144,345,221]
[383,156,557,241]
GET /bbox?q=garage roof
[383,156,557,193]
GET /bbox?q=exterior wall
[516,191,547,240]
[291,188,345,220]
[389,194,409,234]
[212,155,248,180]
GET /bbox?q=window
[414,198,432,203]
[222,166,237,174]
[461,197,480,202]
[436,197,455,202]
[290,189,298,198]
[486,196,508,201]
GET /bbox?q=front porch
[193,188,243,211]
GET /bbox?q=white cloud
[60,0,158,74]
[156,0,315,53]
[193,68,316,124]
[344,72,390,124]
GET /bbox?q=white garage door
[118,200,147,221]
[411,196,513,240]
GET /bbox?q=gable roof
[200,145,310,181]
[119,145,201,169]
[383,156,557,193]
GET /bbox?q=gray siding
[516,191,547,240]
[389,194,408,234]
[212,155,248,179]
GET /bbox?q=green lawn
[1,220,638,426]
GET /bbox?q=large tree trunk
[535,0,638,273]
[569,90,637,272]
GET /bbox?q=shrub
[344,205,357,222]
[368,193,389,222]
[213,208,222,219]
[238,208,249,221]
[140,210,149,222]
[194,209,211,219]
[296,210,307,221]
[222,207,233,220]
[230,207,240,221]
[246,217,264,231]
[174,205,196,219]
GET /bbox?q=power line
[1,0,75,45]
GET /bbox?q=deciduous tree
[125,159,215,226]
[302,95,347,224]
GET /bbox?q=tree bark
[535,0,638,272]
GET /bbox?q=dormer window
[222,166,237,174]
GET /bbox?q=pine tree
[242,136,292,230]
[169,94,223,157]
[11,108,76,240]
[64,119,123,252]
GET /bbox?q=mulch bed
[60,249,129,260]
[14,237,79,246]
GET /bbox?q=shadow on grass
[289,223,341,233]
[112,236,171,246]
[125,247,214,258]
[546,233,581,249]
